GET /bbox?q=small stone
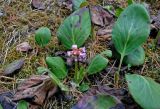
[16,42,32,52]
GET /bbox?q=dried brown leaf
[90,6,113,27]
[13,75,57,106]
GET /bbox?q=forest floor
[0,0,160,109]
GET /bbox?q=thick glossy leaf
[17,100,28,109]
[46,57,67,79]
[74,67,86,84]
[49,69,69,91]
[115,8,123,17]
[57,7,91,49]
[0,104,2,109]
[124,46,145,66]
[78,83,89,92]
[126,74,160,109]
[100,50,112,58]
[87,55,108,75]
[128,0,134,5]
[112,4,150,56]
[35,27,51,47]
[72,94,120,109]
[72,0,86,10]
[36,67,68,91]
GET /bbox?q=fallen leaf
[97,28,112,41]
[97,28,112,36]
[31,0,45,10]
[72,94,124,109]
[57,0,72,11]
[16,42,32,52]
[152,11,160,30]
[0,91,16,109]
[13,75,57,106]
[90,6,113,27]
[4,58,25,76]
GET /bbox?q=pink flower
[67,45,87,62]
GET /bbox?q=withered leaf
[13,75,57,106]
[0,91,16,109]
[31,0,45,10]
[4,58,25,76]
[72,85,125,109]
[152,11,160,30]
[90,6,113,27]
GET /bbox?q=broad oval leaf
[57,7,91,49]
[72,94,122,109]
[46,57,67,79]
[126,74,160,109]
[48,69,69,91]
[87,55,108,75]
[112,4,150,56]
[72,0,86,10]
[0,104,2,109]
[100,50,112,58]
[124,46,145,66]
[35,27,51,47]
[17,100,28,109]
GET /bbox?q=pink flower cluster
[67,45,86,62]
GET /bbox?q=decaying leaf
[16,42,32,52]
[0,91,16,109]
[31,0,45,10]
[13,75,57,106]
[90,6,113,27]
[72,85,125,109]
[152,11,160,30]
[57,0,72,11]
[4,58,25,76]
[97,28,112,41]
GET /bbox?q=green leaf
[128,0,134,5]
[87,55,108,75]
[112,4,150,57]
[46,57,67,79]
[17,100,28,109]
[57,7,91,49]
[35,27,51,47]
[124,46,145,66]
[37,67,49,75]
[100,50,112,58]
[49,70,69,91]
[78,82,89,92]
[80,1,89,8]
[72,0,86,10]
[74,66,86,84]
[0,104,3,109]
[115,8,124,17]
[126,74,160,109]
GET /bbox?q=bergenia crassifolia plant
[33,2,160,109]
[112,3,160,109]
[112,4,150,86]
